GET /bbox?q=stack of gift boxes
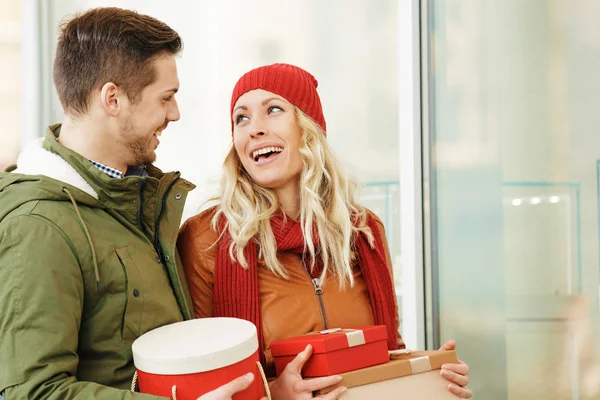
[270,326,458,399]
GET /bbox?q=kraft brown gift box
[316,350,458,399]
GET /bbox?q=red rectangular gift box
[269,326,389,377]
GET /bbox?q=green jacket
[0,125,195,399]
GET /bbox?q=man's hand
[197,373,264,400]
[268,344,347,399]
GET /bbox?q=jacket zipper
[153,173,180,263]
[153,173,193,320]
[301,258,328,329]
[137,179,153,243]
[137,174,179,262]
[135,173,191,319]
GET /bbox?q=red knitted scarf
[213,212,399,363]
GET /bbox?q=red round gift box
[132,318,268,400]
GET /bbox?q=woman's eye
[268,106,283,113]
[235,114,249,124]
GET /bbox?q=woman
[178,63,471,399]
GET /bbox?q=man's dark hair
[53,7,182,115]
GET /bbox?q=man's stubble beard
[119,112,156,167]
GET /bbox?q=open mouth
[153,129,164,144]
[252,146,284,163]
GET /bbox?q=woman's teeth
[252,146,283,159]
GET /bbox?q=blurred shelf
[506,294,590,321]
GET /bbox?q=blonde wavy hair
[212,108,373,287]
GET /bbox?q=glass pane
[360,181,402,323]
[0,0,21,171]
[427,0,600,398]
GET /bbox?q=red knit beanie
[230,63,327,134]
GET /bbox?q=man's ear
[99,82,122,117]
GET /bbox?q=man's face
[117,54,180,166]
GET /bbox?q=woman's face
[232,89,304,192]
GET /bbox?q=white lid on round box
[132,317,259,375]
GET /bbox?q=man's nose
[168,98,180,122]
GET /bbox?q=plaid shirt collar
[89,159,124,179]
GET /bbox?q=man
[0,7,257,399]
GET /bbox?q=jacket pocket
[114,247,143,341]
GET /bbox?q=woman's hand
[439,340,472,399]
[269,344,347,399]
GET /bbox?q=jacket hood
[0,138,104,222]
[0,136,111,292]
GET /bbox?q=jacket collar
[14,135,99,199]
